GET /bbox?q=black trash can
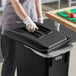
[5,23,72,76]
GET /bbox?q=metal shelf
[42,0,61,9]
[68,0,76,7]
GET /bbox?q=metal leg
[68,0,71,7]
[58,0,61,9]
[53,0,61,32]
[54,22,60,31]
[0,0,6,11]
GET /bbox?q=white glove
[23,17,38,32]
[38,17,44,24]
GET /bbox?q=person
[1,0,43,76]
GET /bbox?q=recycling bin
[4,23,72,76]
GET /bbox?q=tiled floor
[0,1,76,76]
[69,42,76,76]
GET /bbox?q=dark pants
[1,35,16,76]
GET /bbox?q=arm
[35,0,42,17]
[35,0,43,23]
[10,0,28,20]
[10,0,38,32]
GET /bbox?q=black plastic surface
[16,41,70,76]
[5,23,70,53]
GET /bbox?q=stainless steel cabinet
[0,0,6,11]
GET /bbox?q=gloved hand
[23,17,38,32]
[38,17,44,24]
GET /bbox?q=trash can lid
[5,23,70,53]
